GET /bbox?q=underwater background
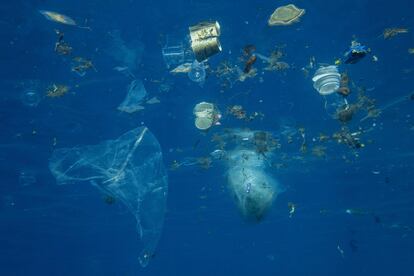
[1,0,413,275]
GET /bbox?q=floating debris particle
[311,146,327,158]
[114,66,129,72]
[54,30,72,55]
[46,84,70,98]
[241,44,257,74]
[253,131,279,155]
[337,245,345,258]
[268,4,305,26]
[124,105,145,113]
[336,105,357,123]
[345,208,370,216]
[170,63,192,74]
[169,160,181,171]
[333,127,365,149]
[210,149,226,160]
[244,55,257,74]
[408,48,414,55]
[318,133,330,142]
[243,44,256,56]
[39,10,91,30]
[214,60,240,90]
[196,157,212,169]
[382,27,409,39]
[337,72,351,97]
[238,68,257,82]
[39,10,77,25]
[228,105,246,119]
[228,105,264,122]
[71,57,97,76]
[344,40,369,64]
[256,47,290,71]
[288,202,296,218]
[308,56,316,69]
[146,97,160,104]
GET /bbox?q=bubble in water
[21,89,41,107]
[188,60,206,84]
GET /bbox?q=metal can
[189,21,222,62]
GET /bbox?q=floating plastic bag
[49,127,168,267]
[118,79,147,113]
[223,129,281,221]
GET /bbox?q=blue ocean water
[1,0,413,275]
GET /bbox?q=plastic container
[312,65,341,95]
[162,43,186,68]
[188,60,206,83]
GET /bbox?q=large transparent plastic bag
[49,127,167,267]
[227,149,276,221]
[219,129,281,221]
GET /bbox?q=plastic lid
[318,82,340,95]
[194,102,214,116]
[195,117,213,130]
[312,72,340,82]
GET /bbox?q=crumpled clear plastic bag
[49,127,168,267]
[118,79,147,113]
